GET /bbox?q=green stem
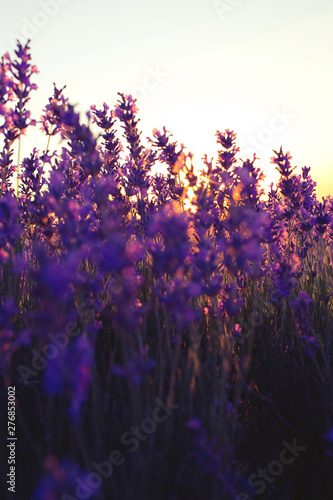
[17,133,21,197]
[37,132,52,194]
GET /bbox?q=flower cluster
[1,40,332,500]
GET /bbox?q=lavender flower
[300,165,316,212]
[222,205,271,278]
[148,125,183,176]
[271,147,301,217]
[0,192,21,260]
[148,201,190,278]
[43,335,94,424]
[314,198,330,235]
[40,83,67,140]
[33,456,97,499]
[270,254,300,305]
[91,102,122,172]
[220,282,245,319]
[58,103,102,179]
[7,40,38,132]
[115,93,145,164]
[216,129,239,171]
[290,291,314,336]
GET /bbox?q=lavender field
[1,40,333,500]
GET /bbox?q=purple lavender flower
[157,273,201,332]
[19,147,44,200]
[0,52,14,128]
[271,147,295,179]
[325,427,333,444]
[220,282,244,318]
[7,40,38,132]
[0,299,30,376]
[314,198,330,235]
[216,129,240,171]
[91,102,122,172]
[190,425,223,475]
[290,291,314,336]
[40,83,67,139]
[300,165,316,212]
[43,335,94,424]
[222,206,271,278]
[271,147,302,217]
[186,417,202,429]
[233,155,265,207]
[0,53,18,193]
[297,207,315,233]
[148,201,190,278]
[34,455,98,500]
[115,93,145,164]
[0,192,21,260]
[0,41,39,195]
[58,103,102,179]
[270,254,300,305]
[148,126,183,176]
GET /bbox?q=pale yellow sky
[1,0,332,198]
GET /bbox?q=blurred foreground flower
[43,336,94,424]
[33,455,97,500]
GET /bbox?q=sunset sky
[1,0,333,198]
